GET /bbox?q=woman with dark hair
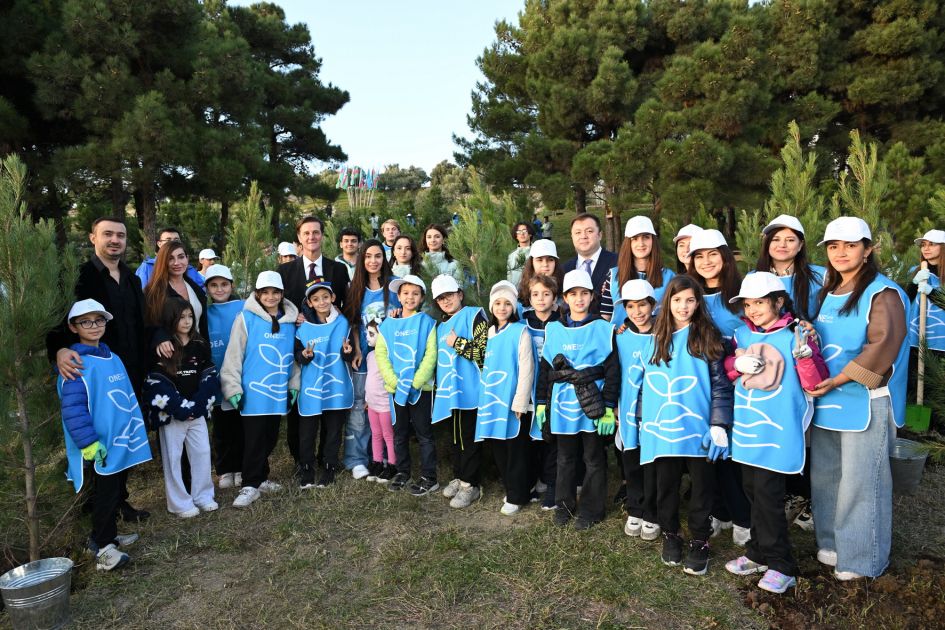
[419,224,460,281]
[754,215,825,322]
[807,217,908,581]
[600,216,675,323]
[686,229,744,339]
[507,221,535,286]
[390,234,422,278]
[144,240,208,341]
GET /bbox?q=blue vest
[525,318,549,441]
[475,323,528,441]
[639,326,711,464]
[749,265,825,320]
[58,354,152,492]
[703,292,742,339]
[731,325,811,474]
[542,319,614,435]
[908,272,945,351]
[297,316,354,415]
[615,328,651,451]
[379,312,436,406]
[355,287,401,374]
[240,312,295,416]
[609,267,675,323]
[207,300,244,370]
[877,275,910,427]
[814,277,909,431]
[433,306,484,423]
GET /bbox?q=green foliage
[223,181,275,296]
[158,200,224,255]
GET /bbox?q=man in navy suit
[562,213,617,314]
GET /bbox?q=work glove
[913,268,931,285]
[81,441,107,466]
[918,281,933,296]
[228,394,242,409]
[535,404,547,429]
[702,426,729,461]
[596,408,616,436]
[289,389,299,407]
[734,354,765,375]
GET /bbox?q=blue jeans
[811,394,894,577]
[342,370,371,470]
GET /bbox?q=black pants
[784,450,812,500]
[742,465,797,576]
[394,391,437,480]
[299,409,347,474]
[490,413,534,505]
[712,459,751,528]
[450,409,481,485]
[655,457,716,541]
[241,414,281,489]
[540,433,557,486]
[622,449,656,522]
[556,432,607,522]
[88,467,123,549]
[212,406,244,475]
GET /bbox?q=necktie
[308,262,317,282]
[582,258,592,276]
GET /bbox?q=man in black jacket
[561,213,618,314]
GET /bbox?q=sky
[233,1,525,175]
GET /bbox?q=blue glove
[913,268,931,285]
[702,426,730,461]
[535,404,546,429]
[918,281,933,296]
[289,389,299,407]
[228,394,241,409]
[596,408,616,436]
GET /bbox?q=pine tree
[223,181,275,296]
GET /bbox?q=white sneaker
[500,502,520,515]
[352,464,370,480]
[197,501,219,512]
[114,533,139,547]
[177,507,200,519]
[733,525,751,546]
[232,486,261,508]
[624,516,642,537]
[817,549,838,567]
[834,570,865,581]
[640,521,662,541]
[258,480,282,494]
[449,483,481,509]
[442,478,462,499]
[95,544,129,571]
[710,517,732,538]
[218,473,236,489]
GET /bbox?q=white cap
[562,269,593,294]
[255,270,284,291]
[673,224,703,243]
[729,272,788,303]
[431,274,460,299]
[763,214,805,235]
[277,242,297,257]
[528,239,558,259]
[915,229,945,245]
[68,299,113,322]
[198,248,218,261]
[818,217,872,246]
[688,228,727,252]
[390,274,427,295]
[618,279,656,303]
[203,264,233,282]
[624,215,656,238]
[489,280,518,310]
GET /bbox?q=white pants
[159,417,214,514]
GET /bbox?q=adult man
[380,219,400,260]
[197,248,219,276]
[562,213,618,314]
[335,227,361,281]
[46,216,151,522]
[135,226,205,289]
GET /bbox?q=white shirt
[577,247,603,276]
[302,254,323,280]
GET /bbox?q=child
[364,320,397,482]
[723,272,828,593]
[637,274,733,576]
[614,280,660,541]
[524,273,563,509]
[518,239,565,310]
[535,270,619,530]
[204,264,244,489]
[220,271,300,508]
[600,216,675,322]
[295,280,354,488]
[375,274,439,494]
[57,299,152,571]
[391,234,422,278]
[431,274,488,508]
[144,300,219,518]
[475,281,535,515]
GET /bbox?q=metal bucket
[0,558,73,630]
[890,438,928,496]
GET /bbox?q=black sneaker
[298,464,316,489]
[366,462,384,482]
[683,539,710,575]
[388,472,410,492]
[574,516,599,531]
[553,506,571,527]
[541,484,556,511]
[377,464,397,484]
[409,476,440,496]
[316,468,335,488]
[661,533,684,566]
[118,503,150,522]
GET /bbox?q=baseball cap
[915,229,945,246]
[673,224,703,243]
[688,228,727,252]
[255,270,284,291]
[305,280,334,298]
[203,264,233,282]
[68,299,113,323]
[730,272,788,303]
[618,279,656,303]
[528,239,558,259]
[198,248,218,260]
[763,214,805,236]
[562,269,593,294]
[624,215,657,238]
[431,274,461,299]
[818,217,872,246]
[277,242,297,257]
[390,274,427,295]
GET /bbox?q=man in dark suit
[562,213,618,314]
[278,215,350,474]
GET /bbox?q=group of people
[52,208,928,597]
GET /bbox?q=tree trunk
[219,199,230,250]
[133,185,158,248]
[573,185,587,215]
[269,199,280,238]
[725,205,736,241]
[15,378,40,562]
[111,177,127,215]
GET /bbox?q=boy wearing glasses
[58,299,152,571]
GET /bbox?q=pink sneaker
[725,555,768,576]
[758,569,796,594]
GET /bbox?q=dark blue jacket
[59,343,112,449]
[143,365,219,429]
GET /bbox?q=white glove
[913,268,931,284]
[710,425,729,448]
[734,354,765,375]
[918,281,933,296]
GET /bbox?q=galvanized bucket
[890,437,928,496]
[0,558,73,630]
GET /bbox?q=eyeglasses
[75,317,108,329]
[515,229,530,234]
[435,292,458,302]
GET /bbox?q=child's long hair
[489,297,521,329]
[519,256,564,307]
[344,240,394,324]
[754,228,822,320]
[391,234,422,275]
[158,298,203,374]
[419,224,454,261]
[817,239,878,316]
[687,245,743,314]
[617,233,667,289]
[145,241,187,326]
[650,275,725,366]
